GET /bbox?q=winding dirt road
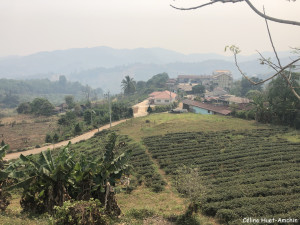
[4,120,126,160]
[4,100,150,161]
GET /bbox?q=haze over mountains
[0,46,295,93]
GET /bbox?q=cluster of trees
[0,76,102,108]
[232,73,300,128]
[230,77,263,97]
[0,92,20,108]
[121,73,170,96]
[17,98,54,116]
[0,133,130,222]
[54,97,133,141]
[0,76,101,96]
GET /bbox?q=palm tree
[121,76,136,95]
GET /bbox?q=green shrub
[126,208,155,220]
[151,183,164,193]
[53,199,109,225]
[45,134,52,143]
[153,105,171,113]
[216,209,238,224]
[53,133,59,143]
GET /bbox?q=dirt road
[4,120,126,160]
[4,100,150,160]
[133,99,149,118]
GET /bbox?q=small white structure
[148,91,177,105]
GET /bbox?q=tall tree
[121,76,136,95]
[192,84,205,95]
[65,95,75,109]
[268,72,300,127]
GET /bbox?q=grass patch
[117,185,186,217]
[113,113,269,141]
[0,193,50,225]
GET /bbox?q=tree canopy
[121,76,136,95]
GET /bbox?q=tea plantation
[143,128,300,224]
[69,130,166,192]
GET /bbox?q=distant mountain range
[0,46,296,93]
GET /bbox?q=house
[166,78,177,86]
[212,70,233,89]
[148,91,177,105]
[177,84,193,93]
[53,103,68,114]
[182,99,232,115]
[205,87,228,98]
[177,75,212,85]
[177,71,233,90]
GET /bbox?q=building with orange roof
[148,90,177,105]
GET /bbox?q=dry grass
[0,114,58,151]
[117,185,187,217]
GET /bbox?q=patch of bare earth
[0,114,58,151]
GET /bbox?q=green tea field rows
[68,130,166,192]
[143,128,300,224]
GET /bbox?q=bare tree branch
[170,1,217,11]
[171,0,300,26]
[231,47,300,85]
[245,0,300,26]
[263,7,282,69]
[256,50,280,71]
[261,7,300,99]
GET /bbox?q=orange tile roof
[149,91,177,99]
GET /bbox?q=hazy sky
[1,0,300,57]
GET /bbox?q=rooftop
[182,99,232,115]
[178,75,212,79]
[149,90,177,99]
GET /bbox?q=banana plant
[0,145,11,211]
[70,132,131,215]
[2,132,131,215]
[5,142,76,213]
[97,132,131,214]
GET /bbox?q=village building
[177,70,233,90]
[212,70,233,89]
[182,99,232,116]
[177,75,212,86]
[148,90,177,105]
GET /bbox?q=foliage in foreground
[53,199,109,225]
[0,145,11,211]
[3,132,131,216]
[70,130,166,193]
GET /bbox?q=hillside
[0,47,295,93]
[1,113,299,224]
[0,77,103,107]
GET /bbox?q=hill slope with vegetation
[0,75,103,108]
[1,113,299,224]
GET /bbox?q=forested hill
[0,76,103,108]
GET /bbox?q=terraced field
[143,129,300,224]
[68,130,166,192]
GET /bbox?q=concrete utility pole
[108,91,112,128]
